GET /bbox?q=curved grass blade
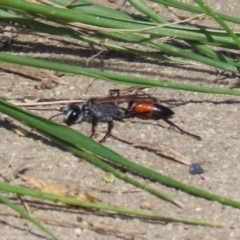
[51,0,240,26]
[0,53,239,96]
[0,0,156,29]
[128,0,168,23]
[127,0,239,65]
[193,0,240,48]
[0,182,222,227]
[0,192,59,240]
[1,99,240,209]
[50,0,137,21]
[101,31,240,73]
[151,0,240,24]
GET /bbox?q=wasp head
[63,104,83,125]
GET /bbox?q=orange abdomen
[131,102,174,119]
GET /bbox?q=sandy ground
[0,0,240,239]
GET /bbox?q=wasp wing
[96,94,157,104]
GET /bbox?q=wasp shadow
[0,119,67,152]
[0,118,144,178]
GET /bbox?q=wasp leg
[164,119,202,141]
[99,118,114,143]
[90,117,98,139]
[108,89,121,97]
[108,87,147,97]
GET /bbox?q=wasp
[52,87,201,143]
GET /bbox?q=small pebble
[189,163,204,175]
[74,228,82,236]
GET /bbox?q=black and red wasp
[53,87,201,142]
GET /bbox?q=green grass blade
[0,182,221,227]
[128,0,168,23]
[102,31,240,73]
[1,99,240,209]
[50,0,240,26]
[0,0,154,28]
[187,41,238,64]
[0,53,239,96]
[126,1,239,69]
[194,0,240,48]
[148,38,240,72]
[50,0,137,20]
[0,192,59,240]
[151,0,240,24]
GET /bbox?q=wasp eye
[64,104,82,125]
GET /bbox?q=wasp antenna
[49,112,64,120]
